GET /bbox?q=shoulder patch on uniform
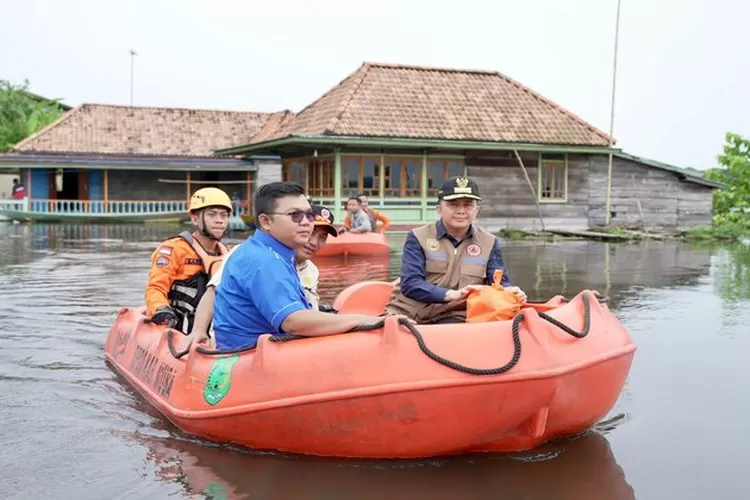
[155,255,169,267]
[158,246,173,256]
[467,244,481,257]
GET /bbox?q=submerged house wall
[469,153,716,231]
[468,152,591,231]
[587,155,714,230]
[105,170,251,201]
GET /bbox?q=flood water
[1,223,748,499]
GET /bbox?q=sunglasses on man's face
[266,210,316,224]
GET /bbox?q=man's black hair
[347,196,361,204]
[254,181,305,219]
[12,178,18,183]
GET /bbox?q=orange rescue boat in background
[104,282,636,459]
[314,231,390,257]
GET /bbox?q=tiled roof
[247,110,296,144]
[12,104,285,157]
[255,62,612,147]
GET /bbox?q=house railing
[0,198,29,211]
[29,199,188,214]
[0,198,30,220]
[25,199,251,216]
[313,196,433,223]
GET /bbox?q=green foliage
[0,79,65,153]
[600,225,631,236]
[497,228,528,240]
[684,222,748,241]
[705,132,750,224]
[686,132,750,241]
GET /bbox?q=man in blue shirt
[385,176,527,324]
[212,181,402,351]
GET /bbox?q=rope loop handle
[167,330,191,359]
[173,293,597,374]
[537,293,592,339]
[394,316,524,375]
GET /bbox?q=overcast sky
[2,0,748,170]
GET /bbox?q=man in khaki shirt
[296,257,321,309]
[182,204,338,348]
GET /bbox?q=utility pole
[129,49,138,105]
[604,0,622,226]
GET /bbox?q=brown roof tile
[12,104,280,157]
[259,62,613,147]
[248,110,296,144]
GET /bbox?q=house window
[282,160,306,186]
[342,157,359,197]
[284,155,468,200]
[307,159,335,198]
[342,156,380,197]
[282,158,335,198]
[427,160,463,196]
[384,157,422,197]
[538,153,567,201]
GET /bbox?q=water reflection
[499,239,714,306]
[315,255,391,304]
[0,222,250,255]
[0,224,720,308]
[128,426,635,500]
[711,241,750,302]
[312,238,718,310]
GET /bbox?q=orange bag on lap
[466,270,523,323]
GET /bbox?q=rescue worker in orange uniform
[145,187,233,331]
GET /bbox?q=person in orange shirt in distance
[342,193,391,233]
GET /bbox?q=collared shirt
[344,208,391,232]
[400,220,512,303]
[209,245,320,309]
[350,209,372,232]
[296,259,320,309]
[212,230,311,350]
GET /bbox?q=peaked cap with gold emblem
[437,176,482,201]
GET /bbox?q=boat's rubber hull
[105,286,636,458]
[314,231,390,257]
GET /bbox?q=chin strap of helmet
[195,209,222,242]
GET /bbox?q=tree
[705,132,750,228]
[0,79,66,153]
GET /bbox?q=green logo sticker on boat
[204,482,229,499]
[204,354,239,406]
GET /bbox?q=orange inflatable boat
[314,231,390,257]
[104,282,636,459]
